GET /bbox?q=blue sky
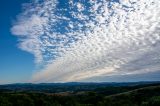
[0,0,160,84]
[0,0,35,84]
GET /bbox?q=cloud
[11,0,160,82]
[81,71,160,82]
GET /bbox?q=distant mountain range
[0,81,160,106]
[0,81,160,93]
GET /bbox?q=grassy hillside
[102,85,160,106]
[0,83,160,106]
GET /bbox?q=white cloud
[11,0,160,82]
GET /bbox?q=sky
[0,0,160,84]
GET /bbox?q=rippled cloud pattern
[11,0,160,82]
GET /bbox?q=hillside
[103,85,160,106]
[0,82,160,106]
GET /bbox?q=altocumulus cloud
[11,0,160,82]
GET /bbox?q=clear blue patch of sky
[0,0,35,84]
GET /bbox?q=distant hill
[0,81,160,93]
[0,81,160,106]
